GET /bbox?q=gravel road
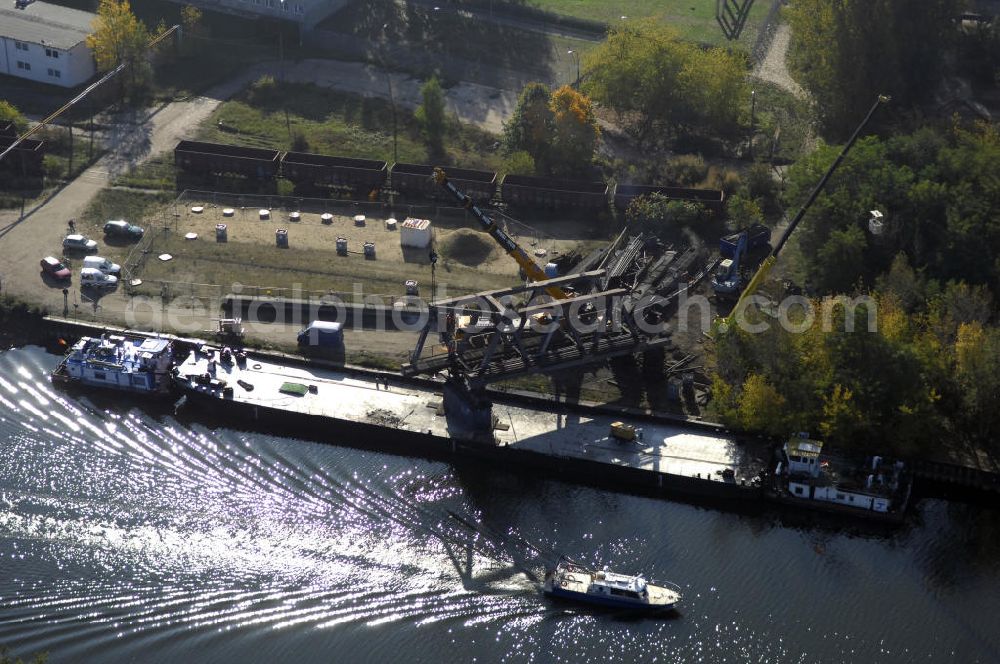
[752,24,807,99]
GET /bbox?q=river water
[1,345,999,663]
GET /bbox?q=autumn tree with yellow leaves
[501,83,599,177]
[86,0,151,98]
[549,85,600,176]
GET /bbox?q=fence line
[129,278,410,308]
[174,188,474,221]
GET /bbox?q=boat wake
[0,348,546,658]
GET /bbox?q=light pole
[749,88,756,159]
[380,24,399,163]
[567,49,580,86]
[278,0,285,83]
[278,1,292,142]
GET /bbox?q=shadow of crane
[716,0,755,40]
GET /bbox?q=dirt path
[752,24,807,100]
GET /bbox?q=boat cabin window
[609,588,640,599]
[794,486,804,495]
[94,371,106,380]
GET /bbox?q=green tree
[785,0,959,137]
[785,124,1000,292]
[86,0,152,98]
[744,161,779,212]
[0,101,27,133]
[502,82,553,170]
[814,225,867,293]
[725,194,764,229]
[582,19,748,139]
[180,4,205,54]
[582,20,690,138]
[181,4,202,33]
[737,373,788,436]
[626,192,705,237]
[502,150,535,176]
[955,322,1000,443]
[415,75,446,158]
[679,45,750,138]
[819,384,865,444]
[548,85,599,176]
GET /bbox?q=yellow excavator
[720,95,889,331]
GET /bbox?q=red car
[40,256,71,280]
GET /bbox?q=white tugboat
[771,433,912,522]
[51,335,175,395]
[543,557,682,612]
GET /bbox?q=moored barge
[170,344,767,503]
[51,335,174,395]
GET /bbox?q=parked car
[63,234,98,253]
[297,320,344,349]
[103,219,144,240]
[82,255,121,276]
[79,267,118,289]
[40,256,71,280]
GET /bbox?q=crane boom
[433,168,569,300]
[723,94,889,326]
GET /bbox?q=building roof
[786,436,823,458]
[0,1,96,50]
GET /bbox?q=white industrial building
[0,1,97,88]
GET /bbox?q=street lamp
[749,88,756,159]
[278,0,291,142]
[278,0,285,83]
[381,24,399,163]
[567,49,580,85]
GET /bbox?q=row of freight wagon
[173,140,726,214]
[0,121,45,176]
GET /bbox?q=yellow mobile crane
[433,168,569,301]
[721,95,889,330]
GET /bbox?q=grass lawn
[526,0,773,46]
[204,82,504,170]
[115,81,506,191]
[328,1,561,81]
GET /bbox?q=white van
[82,255,121,275]
[297,320,344,348]
[80,267,118,288]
